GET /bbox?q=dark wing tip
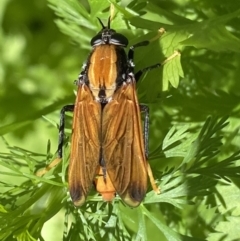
[121,183,147,207]
[69,185,86,206]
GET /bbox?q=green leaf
[143,206,205,241]
[181,9,240,52]
[207,216,240,241]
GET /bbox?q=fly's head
[90,18,128,47]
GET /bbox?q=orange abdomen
[87,45,127,100]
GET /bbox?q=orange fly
[56,18,178,207]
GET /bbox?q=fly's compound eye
[90,33,102,46]
[110,33,128,47]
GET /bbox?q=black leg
[128,41,150,62]
[57,105,75,158]
[135,63,161,82]
[128,29,179,82]
[140,104,149,159]
[128,28,166,80]
[135,51,180,82]
[128,41,150,73]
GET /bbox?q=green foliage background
[1,0,240,240]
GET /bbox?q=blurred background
[0,0,88,154]
[0,0,79,239]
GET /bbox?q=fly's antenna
[107,17,111,29]
[97,17,105,29]
[97,17,111,29]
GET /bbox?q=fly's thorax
[86,44,128,103]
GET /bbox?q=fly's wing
[102,82,148,207]
[68,84,101,206]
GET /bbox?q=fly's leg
[57,105,75,158]
[128,28,166,66]
[139,104,149,159]
[127,28,180,82]
[36,104,74,176]
[135,51,180,81]
[128,41,150,73]
[127,28,166,73]
[140,104,160,194]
